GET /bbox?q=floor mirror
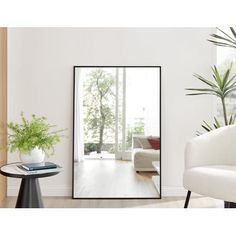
[73,66,161,199]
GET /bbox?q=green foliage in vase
[186,63,236,134]
[7,113,66,156]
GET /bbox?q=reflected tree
[83,69,115,154]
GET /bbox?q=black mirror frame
[72,66,161,199]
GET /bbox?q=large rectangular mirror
[73,66,161,198]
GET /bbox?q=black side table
[0,163,61,208]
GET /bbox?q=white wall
[7,28,216,196]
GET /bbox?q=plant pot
[20,147,45,164]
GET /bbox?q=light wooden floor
[74,159,160,198]
[0,196,224,208]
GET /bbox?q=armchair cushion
[183,165,236,203]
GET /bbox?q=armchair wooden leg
[184,191,191,208]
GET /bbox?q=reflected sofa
[132,135,160,172]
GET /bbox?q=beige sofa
[132,135,160,172]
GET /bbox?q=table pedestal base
[16,178,44,208]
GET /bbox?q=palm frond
[207,40,236,49]
[193,73,218,88]
[201,124,211,132]
[229,115,233,125]
[186,88,218,92]
[210,33,236,44]
[224,87,236,97]
[203,120,213,130]
[186,93,217,96]
[212,66,222,89]
[208,27,236,49]
[222,67,231,88]
[231,114,236,124]
[214,117,221,128]
[196,131,202,136]
[230,27,236,39]
[225,74,236,87]
[217,27,236,42]
[186,88,222,97]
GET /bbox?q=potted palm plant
[186,63,236,134]
[186,27,236,134]
[7,113,66,163]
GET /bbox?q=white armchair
[183,125,236,208]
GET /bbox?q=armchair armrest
[185,125,236,169]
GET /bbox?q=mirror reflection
[73,66,161,198]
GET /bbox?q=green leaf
[186,88,222,97]
[201,124,211,132]
[229,114,236,125]
[210,33,236,45]
[216,27,236,42]
[230,27,236,39]
[207,40,236,49]
[203,120,213,130]
[193,73,218,88]
[196,131,202,136]
[225,74,236,87]
[229,115,233,125]
[223,84,236,94]
[232,115,236,124]
[222,68,231,88]
[186,93,216,96]
[214,117,221,128]
[224,87,236,97]
[186,88,219,93]
[212,66,222,89]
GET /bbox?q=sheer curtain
[144,69,160,137]
[74,69,84,162]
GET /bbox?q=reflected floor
[73,159,160,198]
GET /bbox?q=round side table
[0,163,61,208]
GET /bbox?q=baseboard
[8,185,198,198]
[7,186,72,197]
[162,186,200,197]
[162,186,186,196]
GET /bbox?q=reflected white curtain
[74,69,84,162]
[144,69,160,137]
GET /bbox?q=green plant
[84,143,98,155]
[186,63,236,134]
[208,27,236,49]
[7,113,66,156]
[126,119,145,149]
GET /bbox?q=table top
[0,162,62,179]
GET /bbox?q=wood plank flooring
[73,159,160,198]
[0,196,224,208]
[0,159,225,208]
